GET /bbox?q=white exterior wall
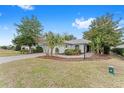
[79,44,87,53]
[66,44,75,49]
[41,44,66,54]
[40,44,88,54]
[54,44,87,54]
[21,45,36,50]
[53,45,65,54]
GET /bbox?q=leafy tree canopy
[63,33,76,41]
[83,13,123,54]
[13,16,43,53]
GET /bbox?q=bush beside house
[20,48,29,54]
[111,48,124,56]
[64,49,81,55]
[20,46,43,54]
[32,46,43,53]
[15,45,21,51]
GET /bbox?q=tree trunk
[46,49,49,56]
[51,48,53,56]
[96,47,100,54]
[29,46,32,54]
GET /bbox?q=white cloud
[17,5,34,10]
[72,17,95,29]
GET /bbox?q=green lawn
[0,56,124,87]
[0,49,20,56]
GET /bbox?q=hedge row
[32,46,43,53]
[64,49,81,55]
[111,48,124,56]
[20,46,43,54]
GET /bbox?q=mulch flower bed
[38,54,112,61]
[90,54,112,60]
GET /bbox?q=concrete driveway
[0,53,93,64]
[0,53,45,64]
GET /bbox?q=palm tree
[45,32,64,56]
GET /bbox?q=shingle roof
[39,37,91,45]
[64,39,91,45]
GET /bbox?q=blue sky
[0,5,124,45]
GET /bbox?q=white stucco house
[21,38,91,54]
[21,45,36,50]
[39,39,91,54]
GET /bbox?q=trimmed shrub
[64,49,81,55]
[65,49,73,55]
[15,45,21,51]
[7,45,14,50]
[74,49,81,55]
[32,46,43,53]
[111,48,124,56]
[20,49,29,54]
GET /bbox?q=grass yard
[0,56,124,88]
[0,49,20,57]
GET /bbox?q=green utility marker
[108,66,115,75]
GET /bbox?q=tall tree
[84,13,123,54]
[63,33,76,41]
[45,32,64,56]
[13,16,43,53]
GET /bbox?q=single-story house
[39,39,91,54]
[21,45,36,50]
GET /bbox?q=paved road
[0,53,45,64]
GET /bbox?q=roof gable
[64,39,91,45]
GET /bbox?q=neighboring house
[21,45,36,50]
[39,39,91,54]
[21,37,44,50]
